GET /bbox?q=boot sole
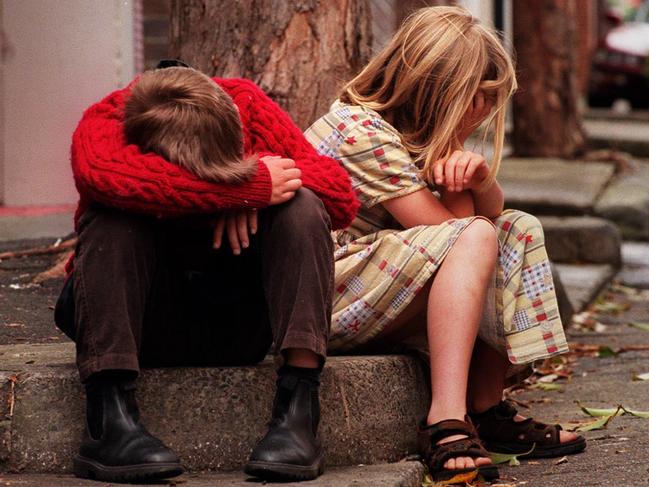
[73,455,184,483]
[244,455,324,482]
[485,436,587,459]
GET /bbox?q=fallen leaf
[530,383,563,391]
[592,300,630,314]
[574,414,617,432]
[577,402,623,417]
[629,322,649,332]
[620,406,649,419]
[489,445,535,466]
[597,346,618,358]
[554,456,568,465]
[538,373,559,383]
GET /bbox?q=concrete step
[0,462,426,487]
[0,461,426,487]
[0,344,429,474]
[594,161,649,241]
[0,206,74,242]
[585,118,649,158]
[540,216,621,266]
[554,263,616,312]
[499,158,615,216]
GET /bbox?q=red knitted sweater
[71,77,359,232]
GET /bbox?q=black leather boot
[73,374,183,483]
[244,367,324,481]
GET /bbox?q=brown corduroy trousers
[55,189,333,382]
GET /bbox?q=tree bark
[395,0,454,29]
[169,0,373,130]
[512,0,586,158]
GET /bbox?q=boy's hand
[261,155,302,205]
[433,150,490,193]
[213,209,257,255]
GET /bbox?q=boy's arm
[221,78,359,230]
[71,88,273,217]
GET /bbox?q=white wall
[460,0,495,25]
[1,0,135,206]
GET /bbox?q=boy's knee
[79,206,157,251]
[273,188,331,237]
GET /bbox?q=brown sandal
[469,401,587,459]
[418,416,499,484]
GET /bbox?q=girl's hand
[457,91,494,144]
[261,155,302,205]
[213,209,258,255]
[433,150,490,193]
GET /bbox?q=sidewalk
[497,242,649,486]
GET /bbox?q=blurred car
[589,1,649,108]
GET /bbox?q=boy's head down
[124,67,256,183]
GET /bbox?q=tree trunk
[169,0,373,130]
[395,0,454,29]
[512,0,586,158]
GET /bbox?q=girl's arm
[472,180,504,219]
[219,78,359,230]
[440,189,476,218]
[434,149,504,219]
[382,188,462,227]
[72,88,274,217]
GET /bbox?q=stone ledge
[0,461,427,487]
[594,162,649,241]
[0,344,429,474]
[554,263,616,312]
[499,158,615,215]
[540,216,621,266]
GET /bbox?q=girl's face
[457,90,495,142]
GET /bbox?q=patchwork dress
[304,101,569,370]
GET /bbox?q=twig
[6,375,18,418]
[0,238,76,261]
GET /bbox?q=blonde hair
[124,67,256,183]
[341,6,516,190]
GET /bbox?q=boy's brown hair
[124,67,256,183]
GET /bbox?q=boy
[55,61,358,483]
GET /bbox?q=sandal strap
[418,416,490,471]
[428,437,488,471]
[470,401,562,445]
[418,417,478,445]
[471,400,518,420]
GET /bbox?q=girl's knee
[499,211,544,243]
[452,219,499,268]
[460,219,498,249]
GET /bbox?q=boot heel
[73,456,96,480]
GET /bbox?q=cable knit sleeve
[71,87,273,218]
[219,78,359,230]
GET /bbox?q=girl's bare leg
[467,340,579,443]
[424,219,497,471]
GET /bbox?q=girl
[305,6,585,484]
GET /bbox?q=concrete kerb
[0,343,430,474]
[499,158,615,215]
[594,161,649,241]
[0,462,428,487]
[540,216,622,266]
